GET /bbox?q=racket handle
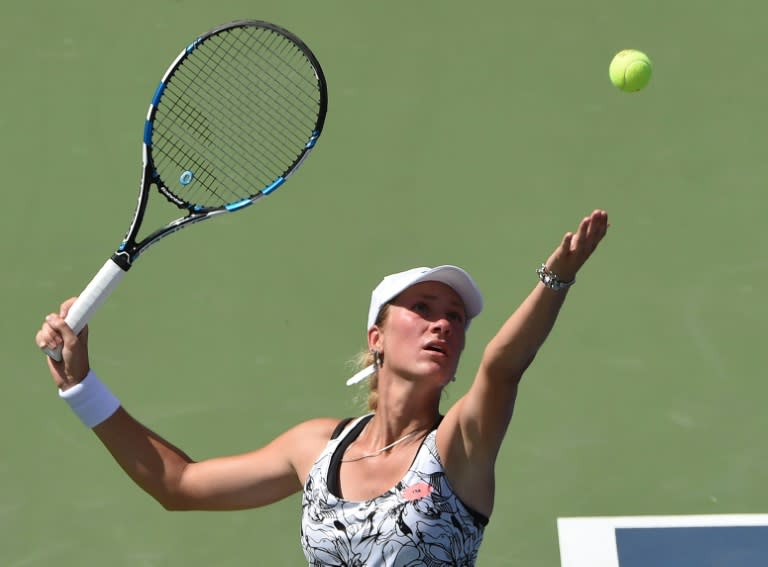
[43,258,127,361]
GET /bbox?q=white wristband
[58,369,121,428]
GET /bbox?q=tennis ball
[609,49,652,92]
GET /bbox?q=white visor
[346,265,483,385]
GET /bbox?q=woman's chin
[416,362,455,385]
[386,360,455,385]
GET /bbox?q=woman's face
[374,281,467,384]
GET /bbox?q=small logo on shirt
[402,482,434,501]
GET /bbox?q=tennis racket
[43,20,328,361]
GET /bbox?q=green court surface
[2,1,767,565]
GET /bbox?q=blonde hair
[351,304,391,412]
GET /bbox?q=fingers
[36,297,83,351]
[560,231,573,252]
[36,316,63,352]
[59,297,78,319]
[574,210,608,251]
[45,313,79,348]
[543,209,609,284]
[35,299,92,389]
[586,209,609,244]
[581,214,593,235]
[36,311,83,353]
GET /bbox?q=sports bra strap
[330,417,354,440]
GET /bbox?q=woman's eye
[412,302,429,314]
[448,311,465,324]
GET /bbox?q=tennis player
[36,209,609,566]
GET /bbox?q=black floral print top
[301,414,488,566]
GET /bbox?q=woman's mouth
[424,342,447,356]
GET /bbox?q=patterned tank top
[300,414,488,566]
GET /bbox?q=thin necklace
[341,428,426,463]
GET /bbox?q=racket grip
[43,258,127,361]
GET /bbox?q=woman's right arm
[93,408,333,511]
[36,299,337,511]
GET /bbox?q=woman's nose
[430,316,452,335]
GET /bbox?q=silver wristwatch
[536,264,575,291]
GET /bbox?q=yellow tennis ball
[609,49,652,92]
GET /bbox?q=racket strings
[172,52,303,175]
[182,32,317,166]
[156,105,228,203]
[154,96,249,206]
[151,25,323,209]
[178,32,318,201]
[156,47,284,203]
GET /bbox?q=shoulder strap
[330,417,354,440]
[327,414,374,497]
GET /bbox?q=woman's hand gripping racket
[43,20,328,360]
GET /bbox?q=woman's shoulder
[286,417,356,482]
[291,417,349,440]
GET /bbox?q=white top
[300,414,487,566]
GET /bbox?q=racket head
[145,20,328,213]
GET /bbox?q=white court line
[557,514,768,567]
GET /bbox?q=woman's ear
[367,325,382,351]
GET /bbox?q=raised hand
[544,209,609,284]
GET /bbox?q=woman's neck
[366,375,441,445]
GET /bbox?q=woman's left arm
[444,210,609,470]
[480,209,608,387]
